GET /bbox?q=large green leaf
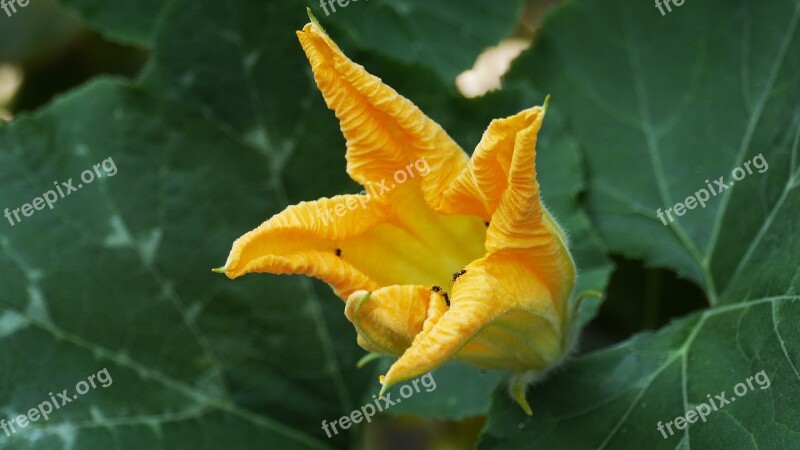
[309,0,525,83]
[509,0,800,305]
[357,360,506,420]
[0,2,372,447]
[480,296,800,448]
[480,0,800,447]
[60,0,164,47]
[0,79,362,449]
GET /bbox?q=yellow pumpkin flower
[215,13,579,415]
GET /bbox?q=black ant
[431,286,450,307]
[451,269,466,282]
[335,248,342,257]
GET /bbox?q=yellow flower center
[337,181,486,291]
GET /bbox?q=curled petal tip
[306,7,326,33]
[574,290,604,311]
[356,352,382,369]
[576,289,604,301]
[347,290,371,303]
[345,290,372,321]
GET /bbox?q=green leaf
[507,0,800,306]
[480,295,800,448]
[308,0,525,82]
[359,360,506,420]
[481,0,800,446]
[0,78,371,448]
[61,0,165,46]
[141,0,359,202]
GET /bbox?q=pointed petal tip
[212,265,237,279]
[514,392,534,416]
[543,94,551,112]
[511,379,534,416]
[345,290,372,321]
[378,375,390,397]
[306,7,326,34]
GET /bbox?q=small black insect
[431,286,450,306]
[451,269,467,282]
[335,248,342,257]
[484,221,490,227]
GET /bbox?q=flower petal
[218,195,385,298]
[435,104,575,304]
[296,23,469,204]
[380,252,564,390]
[218,185,486,300]
[435,106,544,219]
[345,286,447,356]
[483,107,575,305]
